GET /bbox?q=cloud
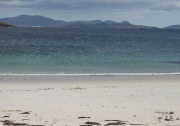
[1,0,180,12]
[1,0,180,21]
[0,0,41,6]
[151,0,180,11]
[31,0,153,11]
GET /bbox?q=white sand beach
[0,75,180,126]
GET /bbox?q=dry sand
[0,75,180,126]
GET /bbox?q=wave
[0,73,180,76]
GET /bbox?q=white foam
[0,73,180,76]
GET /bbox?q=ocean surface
[0,27,180,75]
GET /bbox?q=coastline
[0,73,180,82]
[0,75,180,126]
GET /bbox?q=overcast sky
[0,0,180,27]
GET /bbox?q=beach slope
[0,75,180,126]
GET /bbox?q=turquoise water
[0,27,180,74]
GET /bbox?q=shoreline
[0,73,180,82]
[1,72,180,76]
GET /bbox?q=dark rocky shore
[0,22,14,28]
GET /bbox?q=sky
[0,0,180,27]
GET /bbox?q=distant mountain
[68,20,103,24]
[0,15,157,29]
[0,15,66,27]
[104,20,119,24]
[165,25,180,29]
[0,22,14,28]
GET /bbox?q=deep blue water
[0,27,180,74]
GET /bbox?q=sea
[0,27,180,76]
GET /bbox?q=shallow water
[0,27,180,74]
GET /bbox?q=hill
[0,15,157,29]
[165,25,180,29]
[0,15,66,27]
